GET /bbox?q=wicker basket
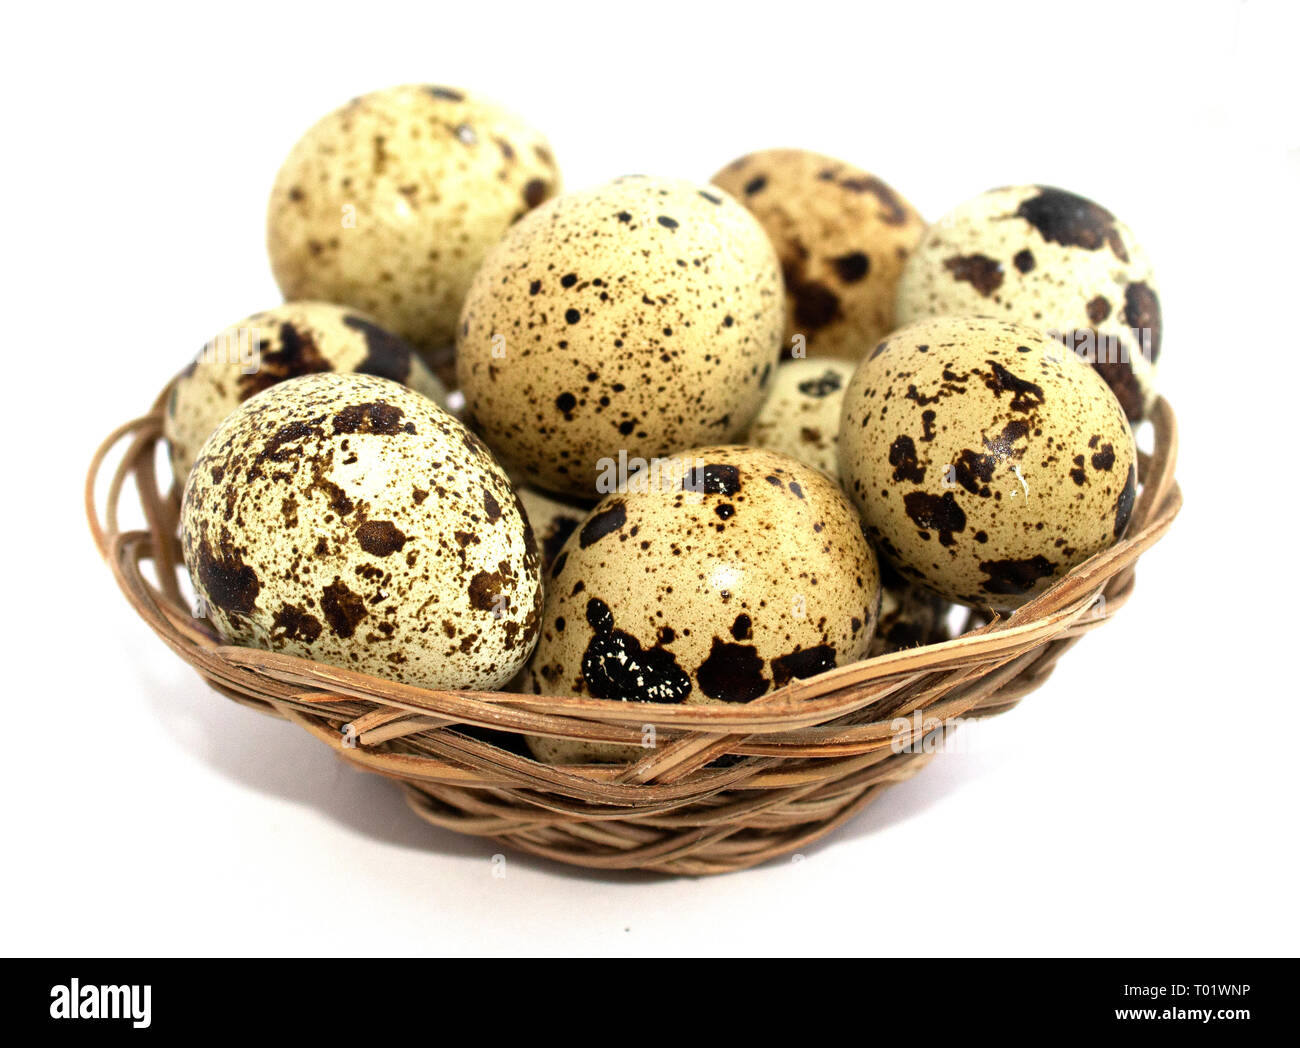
[87,381,1181,876]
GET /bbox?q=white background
[4,0,1297,956]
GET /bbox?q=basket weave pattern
[87,383,1181,875]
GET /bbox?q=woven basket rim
[86,378,1182,874]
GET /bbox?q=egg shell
[523,445,880,763]
[869,563,952,657]
[712,150,925,362]
[267,84,560,362]
[895,185,1160,420]
[516,486,591,575]
[456,175,784,498]
[839,316,1137,610]
[164,302,446,485]
[743,357,856,480]
[181,372,541,690]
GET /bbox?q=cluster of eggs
[174,84,1158,765]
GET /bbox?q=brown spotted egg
[895,185,1160,420]
[743,358,856,480]
[713,150,925,362]
[522,446,880,763]
[869,563,952,657]
[516,486,590,575]
[456,176,785,499]
[840,316,1137,611]
[181,372,541,690]
[267,84,560,366]
[164,302,446,484]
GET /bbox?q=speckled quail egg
[516,486,591,574]
[743,358,856,480]
[522,445,880,763]
[895,185,1160,420]
[267,84,560,367]
[456,175,785,499]
[181,372,541,690]
[164,302,446,484]
[869,563,952,657]
[712,150,925,362]
[840,316,1137,610]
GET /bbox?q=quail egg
[267,84,560,366]
[181,372,541,690]
[456,175,785,499]
[523,445,880,763]
[516,486,591,574]
[743,357,856,479]
[869,563,952,657]
[895,185,1160,420]
[164,302,446,484]
[713,150,925,362]
[840,316,1137,610]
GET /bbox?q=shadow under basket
[87,385,1182,876]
